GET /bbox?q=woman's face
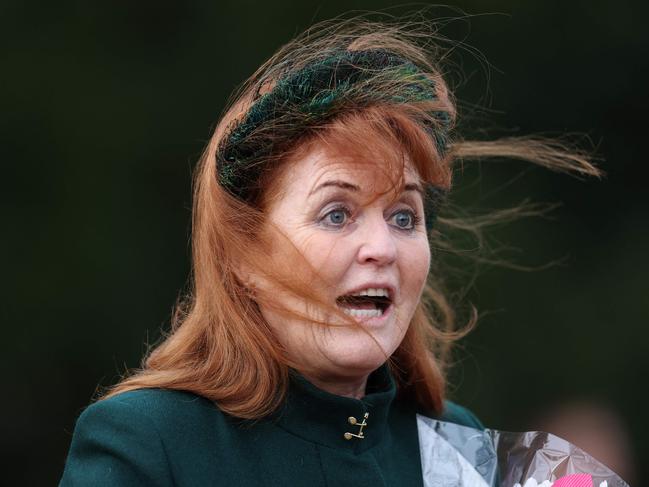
[255,143,431,383]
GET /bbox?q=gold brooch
[343,412,369,440]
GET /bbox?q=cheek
[401,238,431,293]
[292,231,355,275]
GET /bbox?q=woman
[59,18,599,486]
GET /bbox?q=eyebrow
[308,180,424,197]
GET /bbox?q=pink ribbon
[553,474,593,487]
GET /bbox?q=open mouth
[335,289,393,319]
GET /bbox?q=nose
[356,214,398,266]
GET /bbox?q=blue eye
[320,206,351,227]
[390,209,419,230]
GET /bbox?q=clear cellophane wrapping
[417,415,630,487]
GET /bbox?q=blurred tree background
[2,0,647,484]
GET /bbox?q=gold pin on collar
[343,412,369,440]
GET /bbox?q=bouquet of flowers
[417,416,630,487]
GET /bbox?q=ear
[233,261,264,292]
[233,262,253,289]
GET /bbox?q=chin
[323,336,396,377]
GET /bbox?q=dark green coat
[60,366,482,486]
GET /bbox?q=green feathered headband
[216,49,450,230]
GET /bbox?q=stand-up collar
[276,364,396,453]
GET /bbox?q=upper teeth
[351,288,390,298]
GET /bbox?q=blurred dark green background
[2,0,647,484]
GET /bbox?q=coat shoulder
[85,388,229,439]
[60,389,226,486]
[439,400,485,430]
[94,388,217,419]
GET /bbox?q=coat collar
[275,364,397,453]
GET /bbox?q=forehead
[283,144,422,197]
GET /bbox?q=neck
[301,372,369,399]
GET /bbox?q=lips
[335,285,394,318]
[336,281,395,321]
[336,294,391,311]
